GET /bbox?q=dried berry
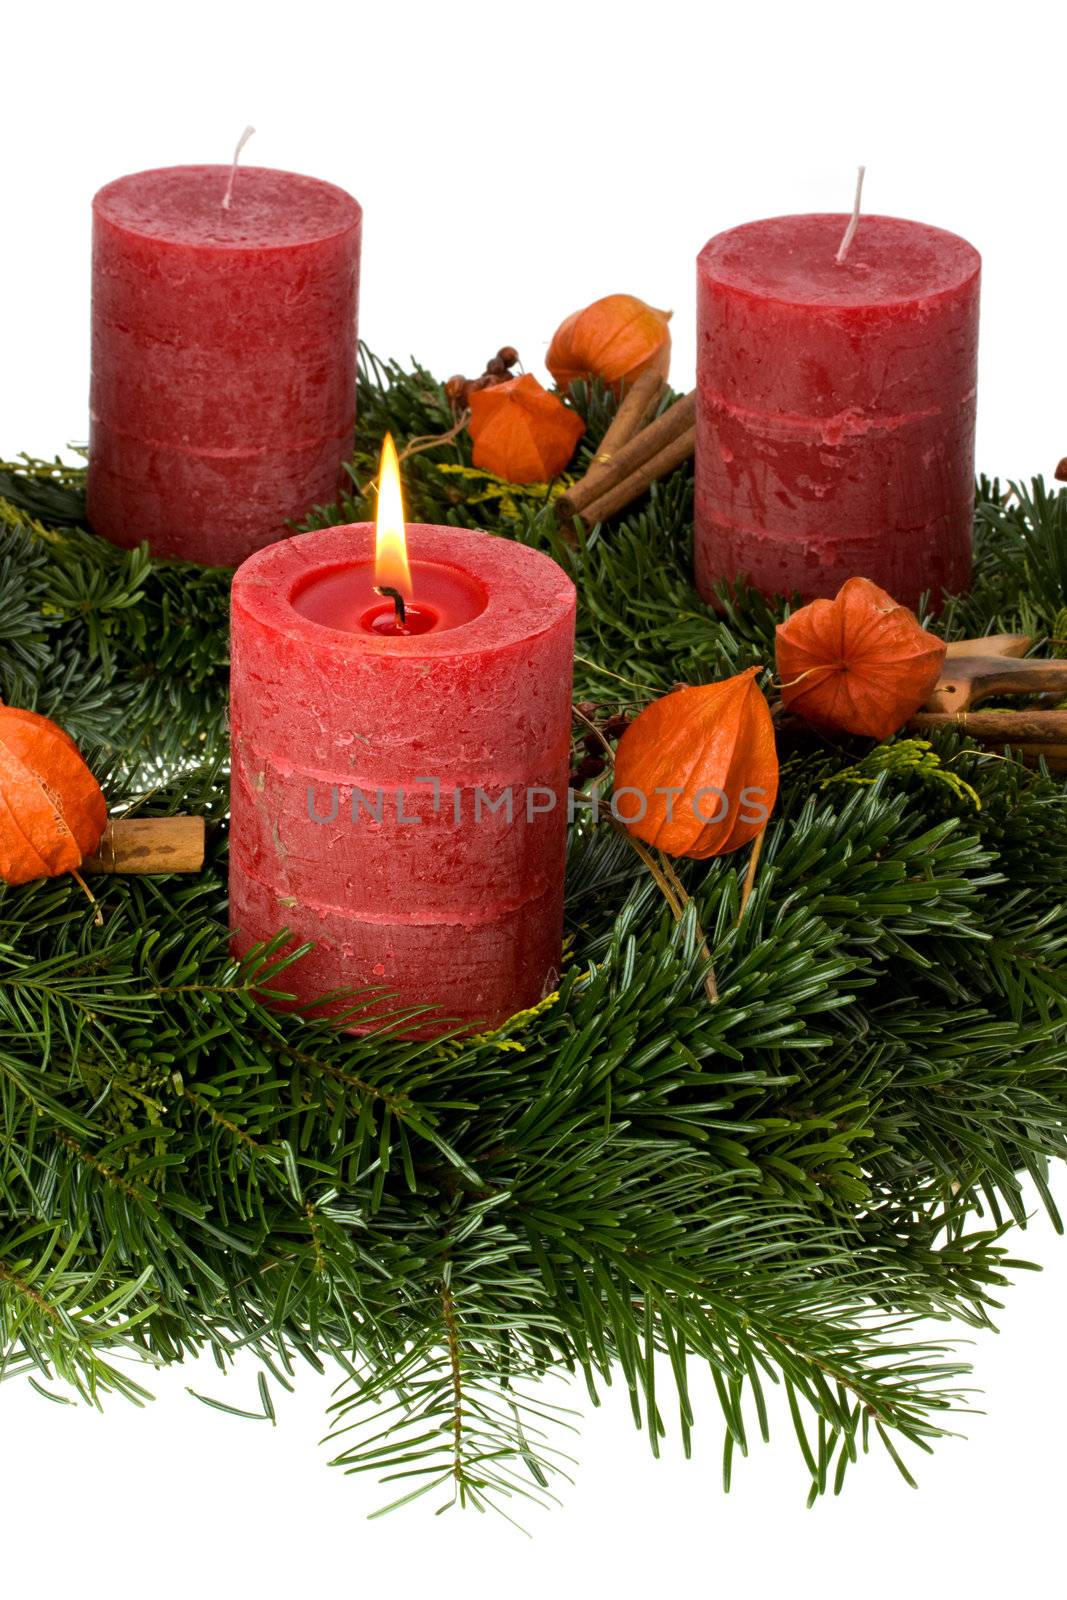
[570,753,607,789]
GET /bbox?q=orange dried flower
[546,294,672,396]
[467,373,585,484]
[775,577,947,741]
[612,668,778,859]
[0,707,107,885]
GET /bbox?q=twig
[397,413,471,465]
[573,656,658,698]
[612,823,718,1003]
[70,868,103,926]
[737,824,766,925]
[357,414,473,504]
[572,702,615,760]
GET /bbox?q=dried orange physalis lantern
[546,294,672,396]
[612,667,779,859]
[467,373,585,484]
[0,707,107,885]
[775,577,946,741]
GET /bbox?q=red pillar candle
[88,165,362,566]
[694,214,980,610]
[228,522,576,1038]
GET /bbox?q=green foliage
[1,356,1067,1522]
[811,737,983,810]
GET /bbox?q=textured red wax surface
[87,166,362,566]
[695,214,980,611]
[229,525,576,1039]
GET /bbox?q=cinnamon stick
[581,370,667,493]
[83,815,206,874]
[908,710,1067,741]
[557,389,695,523]
[574,424,696,527]
[1009,742,1067,771]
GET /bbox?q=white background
[3,1,1067,1593]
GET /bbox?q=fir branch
[2,361,1067,1518]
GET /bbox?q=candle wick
[376,585,407,626]
[221,125,256,211]
[835,164,866,265]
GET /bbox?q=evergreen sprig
[1,350,1066,1520]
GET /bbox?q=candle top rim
[232,524,576,656]
[93,165,362,251]
[699,213,980,309]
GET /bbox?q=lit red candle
[228,439,576,1037]
[88,162,362,566]
[694,211,980,610]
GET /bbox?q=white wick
[221,125,256,211]
[835,165,866,265]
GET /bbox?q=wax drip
[221,125,256,210]
[835,165,866,264]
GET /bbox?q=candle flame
[375,433,412,598]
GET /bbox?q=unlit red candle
[694,213,980,610]
[88,165,362,566]
[228,524,576,1037]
